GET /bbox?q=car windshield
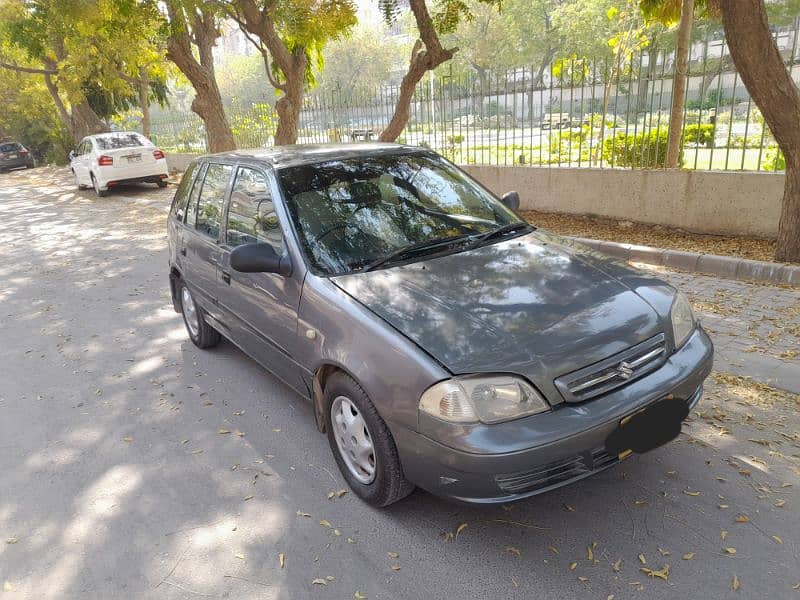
[278,152,525,275]
[95,133,148,150]
[0,142,22,152]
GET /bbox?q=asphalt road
[1,167,798,600]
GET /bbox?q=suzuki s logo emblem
[616,362,635,379]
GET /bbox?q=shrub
[684,123,716,148]
[447,134,464,145]
[763,147,785,172]
[602,127,674,168]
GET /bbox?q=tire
[157,180,168,188]
[177,279,221,349]
[91,173,108,197]
[324,372,414,507]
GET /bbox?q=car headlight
[670,291,695,348]
[419,374,550,424]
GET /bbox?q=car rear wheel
[178,280,221,349]
[157,180,168,188]
[324,372,414,507]
[91,173,108,197]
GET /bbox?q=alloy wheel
[181,286,200,338]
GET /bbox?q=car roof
[203,142,426,169]
[86,131,146,140]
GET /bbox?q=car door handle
[222,271,231,285]
[180,247,186,256]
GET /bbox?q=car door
[216,164,306,393]
[182,161,234,322]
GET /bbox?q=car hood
[331,231,671,398]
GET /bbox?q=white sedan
[69,131,169,197]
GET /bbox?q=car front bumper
[393,326,714,504]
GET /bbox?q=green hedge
[602,127,674,168]
[684,123,715,148]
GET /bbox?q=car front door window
[225,167,284,250]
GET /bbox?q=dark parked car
[167,143,713,507]
[0,141,35,172]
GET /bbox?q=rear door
[182,161,234,321]
[217,164,306,393]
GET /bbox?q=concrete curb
[572,237,800,286]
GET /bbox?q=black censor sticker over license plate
[605,397,689,457]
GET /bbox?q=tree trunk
[165,1,236,153]
[666,0,694,168]
[721,0,800,262]
[378,0,455,142]
[69,101,110,141]
[138,67,151,138]
[43,74,73,137]
[274,62,305,145]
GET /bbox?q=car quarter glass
[171,162,197,222]
[226,167,284,250]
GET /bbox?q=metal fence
[148,26,800,172]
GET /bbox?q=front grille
[495,447,618,494]
[555,334,667,403]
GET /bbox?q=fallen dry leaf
[279,553,285,569]
[724,547,737,555]
[347,537,357,544]
[311,578,327,586]
[354,592,367,600]
[721,530,729,541]
[772,535,783,544]
[297,511,311,517]
[235,553,245,560]
[391,565,401,571]
[682,552,695,560]
[243,495,254,501]
[336,489,347,497]
[734,515,750,523]
[123,436,133,443]
[548,546,559,555]
[564,504,576,512]
[640,564,670,581]
[732,574,740,591]
[612,558,621,572]
[455,522,468,538]
[506,547,521,557]
[319,519,332,528]
[191,449,204,455]
[638,554,647,565]
[569,562,578,571]
[774,499,786,508]
[6,537,18,544]
[218,428,231,434]
[683,490,701,497]
[387,551,399,559]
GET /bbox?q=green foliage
[763,147,786,172]
[686,90,741,111]
[229,102,277,148]
[683,123,715,147]
[603,127,673,167]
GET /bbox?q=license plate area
[124,154,142,163]
[605,397,689,456]
[9,154,17,159]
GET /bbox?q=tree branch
[0,61,57,75]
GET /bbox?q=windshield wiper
[361,234,471,272]
[465,221,533,251]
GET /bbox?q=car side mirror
[501,190,520,212]
[68,150,76,161]
[230,242,291,276]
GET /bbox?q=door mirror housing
[501,191,520,212]
[230,242,292,276]
[68,150,76,161]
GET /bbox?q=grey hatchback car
[167,143,713,507]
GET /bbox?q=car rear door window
[194,163,232,239]
[225,167,284,250]
[171,162,197,222]
[185,163,206,228]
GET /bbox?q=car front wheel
[324,372,414,507]
[178,280,221,349]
